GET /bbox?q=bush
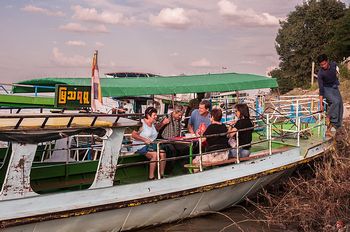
[251,122,350,231]
[339,63,350,80]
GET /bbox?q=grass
[340,79,350,104]
[249,122,350,231]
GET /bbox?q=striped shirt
[160,113,182,139]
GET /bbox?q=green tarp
[13,73,278,97]
[0,94,54,107]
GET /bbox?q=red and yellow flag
[91,50,103,112]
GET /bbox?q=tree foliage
[326,8,350,60]
[273,0,348,93]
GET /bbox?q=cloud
[109,61,116,67]
[59,23,108,33]
[170,52,179,57]
[21,5,65,17]
[95,42,105,47]
[71,5,130,25]
[239,60,257,65]
[51,47,90,67]
[149,8,191,29]
[218,0,280,27]
[65,40,86,46]
[190,58,211,67]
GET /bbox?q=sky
[1,0,349,83]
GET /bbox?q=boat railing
[114,104,326,178]
[0,85,9,94]
[0,107,53,115]
[38,135,103,162]
[116,123,273,178]
[21,106,327,183]
[0,82,56,97]
[13,99,327,183]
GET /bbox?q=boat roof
[13,72,278,97]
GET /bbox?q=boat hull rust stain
[0,143,38,200]
[0,147,329,229]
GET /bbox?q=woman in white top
[132,107,166,180]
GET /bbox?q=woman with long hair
[228,104,254,158]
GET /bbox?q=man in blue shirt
[188,100,211,135]
[317,54,343,132]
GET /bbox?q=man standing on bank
[317,54,344,134]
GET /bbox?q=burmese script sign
[55,85,91,108]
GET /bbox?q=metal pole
[311,61,315,87]
[199,136,203,172]
[297,117,301,146]
[189,142,193,174]
[66,138,69,164]
[156,143,161,179]
[317,112,321,137]
[322,111,326,139]
[266,113,269,141]
[236,130,240,163]
[296,100,300,147]
[267,114,272,155]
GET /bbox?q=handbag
[228,137,237,148]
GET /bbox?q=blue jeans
[324,86,343,128]
[136,144,158,155]
[229,148,251,158]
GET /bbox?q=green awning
[0,94,54,107]
[13,73,278,97]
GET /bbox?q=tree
[275,0,347,93]
[326,8,350,60]
[269,68,293,94]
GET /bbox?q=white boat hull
[3,171,286,232]
[0,141,331,232]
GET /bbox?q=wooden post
[311,61,315,87]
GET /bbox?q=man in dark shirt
[317,54,343,131]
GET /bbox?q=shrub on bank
[251,122,350,231]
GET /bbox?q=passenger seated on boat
[188,100,211,136]
[228,104,254,158]
[131,107,166,180]
[184,92,204,128]
[192,108,229,165]
[156,105,188,173]
[157,105,184,140]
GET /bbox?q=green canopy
[13,73,278,97]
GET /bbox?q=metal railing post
[199,136,203,172]
[266,114,269,141]
[296,100,300,147]
[156,142,161,179]
[236,130,240,163]
[297,117,300,146]
[267,114,272,155]
[317,112,321,137]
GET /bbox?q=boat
[0,52,332,231]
